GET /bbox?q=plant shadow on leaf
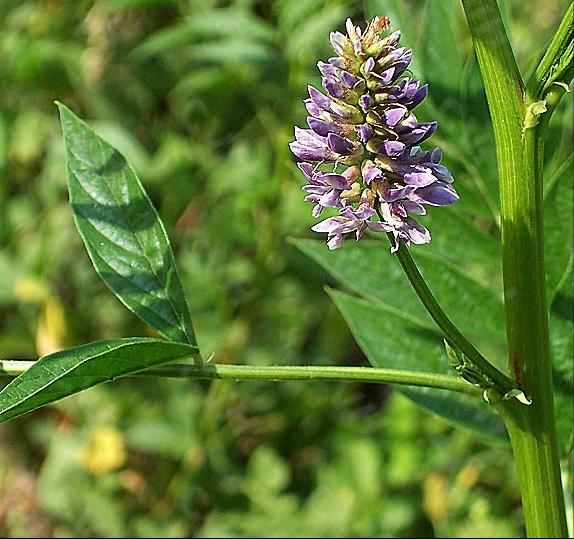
[71,198,158,233]
[550,292,573,322]
[59,102,197,346]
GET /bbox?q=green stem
[377,218,515,395]
[526,2,573,103]
[0,360,36,375]
[461,0,568,536]
[0,360,481,396]
[500,402,568,538]
[396,245,515,392]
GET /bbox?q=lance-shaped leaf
[420,0,464,97]
[545,166,574,454]
[328,289,507,442]
[0,339,197,423]
[57,103,196,346]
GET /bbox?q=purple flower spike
[291,16,458,250]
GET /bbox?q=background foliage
[0,0,571,537]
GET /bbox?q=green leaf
[328,289,507,443]
[133,8,274,59]
[292,239,507,366]
[57,103,196,346]
[420,0,464,96]
[0,338,197,423]
[282,5,347,59]
[364,0,422,75]
[544,149,574,453]
[550,281,574,455]
[544,158,574,303]
[421,209,502,290]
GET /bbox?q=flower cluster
[290,17,458,251]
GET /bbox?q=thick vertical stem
[461,0,567,536]
[499,125,567,537]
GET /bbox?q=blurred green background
[0,0,571,537]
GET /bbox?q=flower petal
[366,220,392,232]
[311,216,346,233]
[319,189,342,207]
[308,117,339,137]
[319,173,349,190]
[357,124,374,143]
[308,85,331,110]
[402,169,436,187]
[290,142,330,161]
[304,98,322,117]
[380,184,416,202]
[362,160,382,184]
[330,31,351,56]
[382,140,406,157]
[297,162,314,180]
[359,94,372,112]
[312,204,323,218]
[327,133,355,156]
[401,199,426,215]
[414,183,459,206]
[403,218,431,244]
[317,61,336,77]
[383,107,407,126]
[327,234,344,250]
[340,70,357,89]
[323,76,345,98]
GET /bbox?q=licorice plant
[0,1,572,536]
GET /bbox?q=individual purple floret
[290,16,459,251]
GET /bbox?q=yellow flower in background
[79,425,126,475]
[36,298,67,357]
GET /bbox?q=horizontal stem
[0,360,35,375]
[0,360,482,396]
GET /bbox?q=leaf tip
[55,101,78,136]
[54,100,69,115]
